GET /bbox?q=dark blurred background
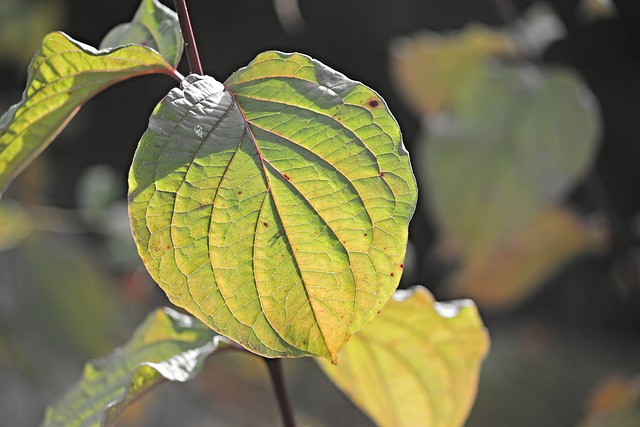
[1,0,640,426]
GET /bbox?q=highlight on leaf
[128,51,418,362]
[318,286,490,427]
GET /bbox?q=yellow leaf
[319,286,489,427]
[452,208,608,310]
[390,25,513,115]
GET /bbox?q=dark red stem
[173,0,203,75]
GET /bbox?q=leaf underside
[41,308,226,427]
[0,31,176,196]
[318,286,490,427]
[128,51,417,361]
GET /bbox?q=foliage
[0,1,487,427]
[319,286,489,427]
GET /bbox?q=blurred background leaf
[390,25,514,116]
[0,0,65,67]
[423,61,600,257]
[450,207,608,309]
[578,373,640,427]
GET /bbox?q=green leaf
[128,51,418,362]
[318,286,490,427]
[0,31,177,196]
[423,62,600,255]
[41,307,229,427]
[100,0,183,68]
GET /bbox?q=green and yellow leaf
[0,31,177,196]
[319,286,489,427]
[128,51,418,362]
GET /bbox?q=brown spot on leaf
[238,190,243,195]
[400,263,404,269]
[379,172,384,177]
[368,99,380,108]
[263,222,268,227]
[390,273,394,277]
[364,233,368,237]
[283,174,291,181]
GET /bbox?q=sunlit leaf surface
[100,0,183,68]
[390,25,513,116]
[0,31,177,196]
[41,308,229,427]
[424,62,600,256]
[128,51,418,361]
[319,286,489,427]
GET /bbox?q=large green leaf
[128,51,418,362]
[424,62,600,255]
[0,31,177,196]
[41,307,230,427]
[318,286,489,427]
[100,0,183,68]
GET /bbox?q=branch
[173,0,203,75]
[264,357,297,427]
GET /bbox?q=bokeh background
[1,0,640,426]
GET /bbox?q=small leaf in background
[0,31,177,197]
[272,0,305,34]
[0,200,32,250]
[423,61,600,256]
[0,0,64,67]
[21,236,120,357]
[128,52,417,362]
[580,0,617,19]
[318,286,489,427]
[450,207,609,310]
[578,373,640,427]
[100,0,183,68]
[511,3,566,56]
[390,25,514,116]
[41,308,230,427]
